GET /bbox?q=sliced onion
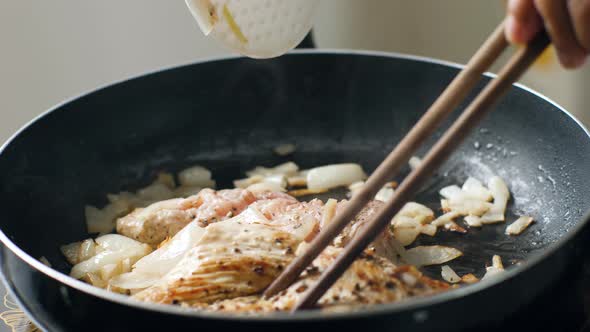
[441,265,461,283]
[393,227,421,247]
[461,273,479,284]
[85,205,117,234]
[506,216,534,235]
[480,177,510,224]
[432,211,461,227]
[306,164,367,190]
[287,175,307,187]
[109,272,162,290]
[287,188,328,197]
[178,165,215,188]
[233,175,264,188]
[403,245,463,267]
[462,177,492,201]
[79,239,97,262]
[391,203,435,246]
[482,255,505,280]
[420,224,437,236]
[246,162,299,177]
[375,187,394,202]
[464,215,483,227]
[440,185,463,200]
[409,156,422,170]
[320,199,338,228]
[61,241,83,265]
[247,181,286,193]
[173,186,203,198]
[70,235,152,279]
[155,172,176,189]
[442,198,492,216]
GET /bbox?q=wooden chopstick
[291,29,550,311]
[263,22,509,299]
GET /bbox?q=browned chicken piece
[116,188,258,245]
[128,189,401,306]
[334,200,397,261]
[203,246,450,313]
[132,212,307,304]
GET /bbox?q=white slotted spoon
[185,0,319,59]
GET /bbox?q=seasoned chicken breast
[116,188,257,245]
[201,246,450,313]
[132,207,315,304]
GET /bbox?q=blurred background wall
[1,0,589,142]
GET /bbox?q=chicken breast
[132,208,313,304]
[126,189,402,306]
[202,246,450,313]
[116,188,258,245]
[334,200,396,260]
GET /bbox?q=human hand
[505,0,589,69]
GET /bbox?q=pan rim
[0,48,588,322]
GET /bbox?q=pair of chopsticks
[264,20,550,311]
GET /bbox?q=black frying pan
[0,51,589,332]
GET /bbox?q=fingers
[569,0,590,52]
[505,0,543,44]
[534,0,587,68]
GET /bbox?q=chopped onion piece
[391,203,435,246]
[246,162,299,177]
[409,156,422,170]
[320,199,338,228]
[464,215,483,227]
[178,165,215,188]
[375,187,394,202]
[420,224,437,236]
[137,183,174,202]
[85,205,116,234]
[440,185,463,200]
[393,227,421,247]
[287,175,307,187]
[404,246,463,267]
[461,273,479,284]
[307,163,367,190]
[247,182,286,193]
[482,255,505,280]
[61,241,83,265]
[79,239,97,262]
[394,202,435,224]
[70,235,152,280]
[480,177,510,224]
[174,186,203,198]
[273,144,296,156]
[506,216,534,235]
[442,198,492,216]
[155,172,176,189]
[441,265,461,283]
[462,177,493,201]
[233,175,264,188]
[287,188,328,197]
[432,211,461,227]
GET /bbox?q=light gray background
[1,1,589,143]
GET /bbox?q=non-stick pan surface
[0,51,589,331]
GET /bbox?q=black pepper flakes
[253,266,264,275]
[385,281,396,289]
[295,284,308,293]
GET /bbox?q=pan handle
[295,30,316,49]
